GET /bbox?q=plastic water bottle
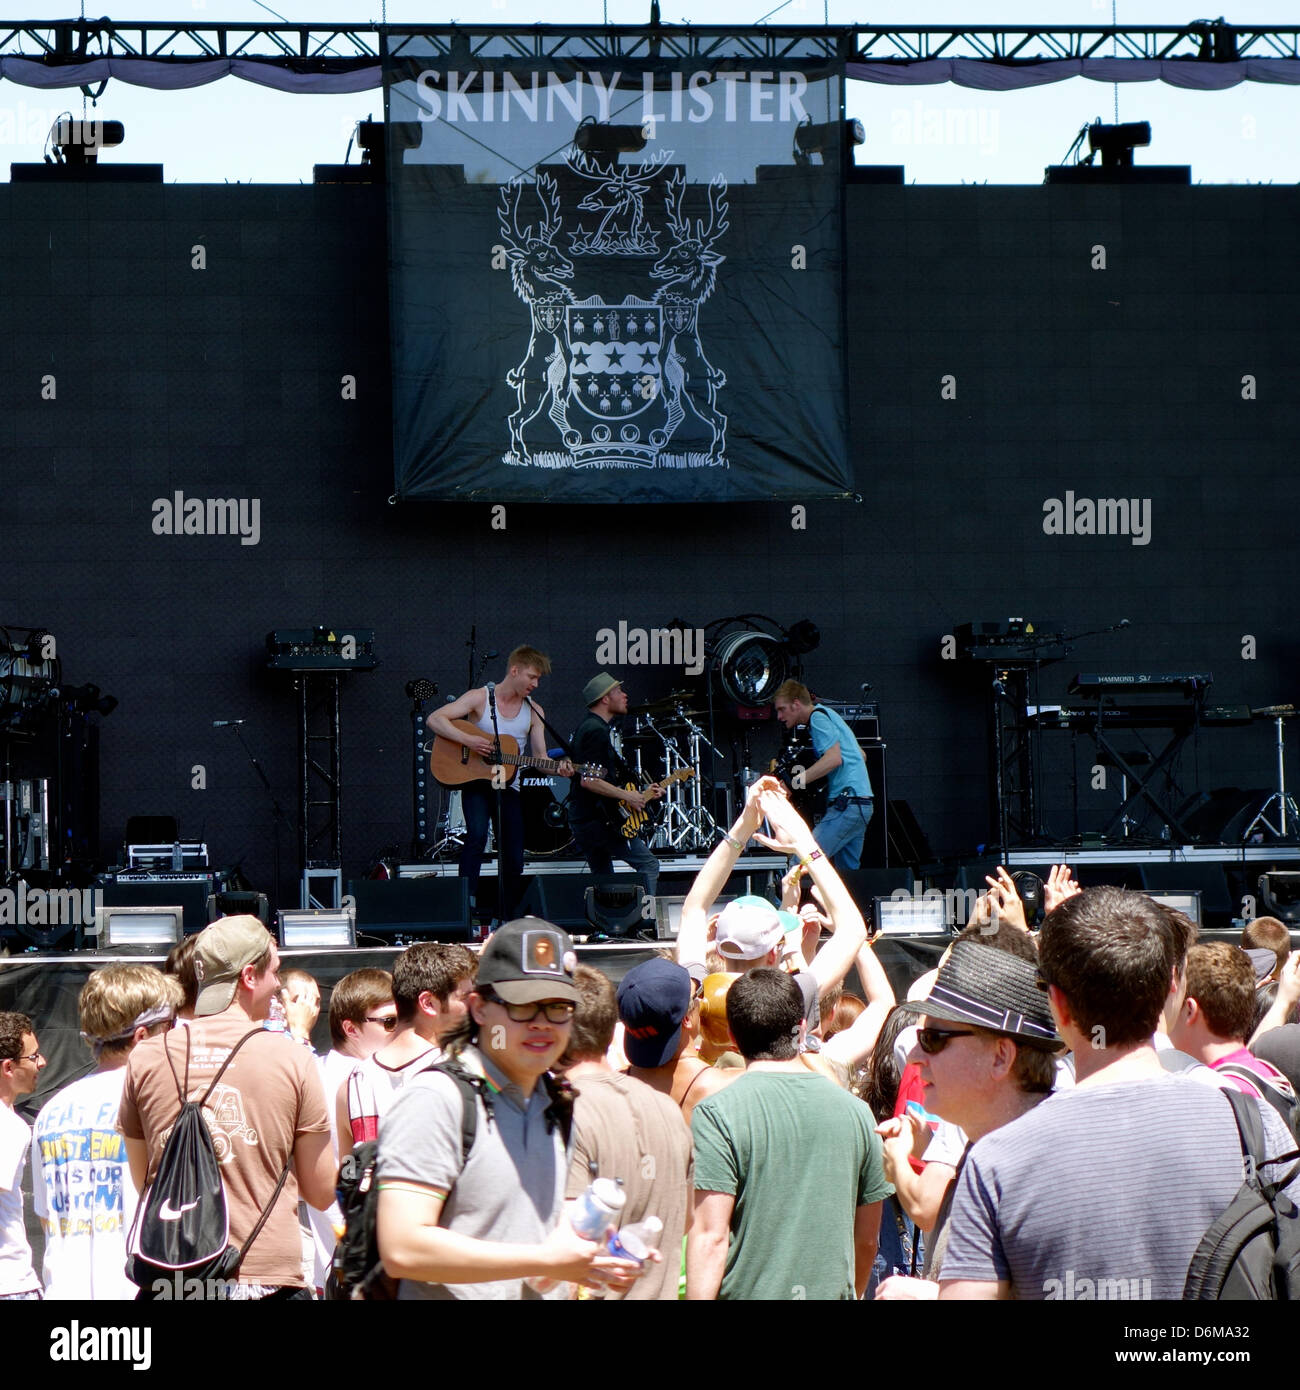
[607,1214,662,1265]
[527,1178,627,1295]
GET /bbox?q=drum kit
[428,690,724,860]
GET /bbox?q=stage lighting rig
[0,626,61,726]
[793,118,864,168]
[707,615,820,708]
[573,117,648,159]
[49,117,125,168]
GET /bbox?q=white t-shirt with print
[0,1102,39,1296]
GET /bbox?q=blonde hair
[773,679,812,707]
[79,964,183,1050]
[508,646,551,676]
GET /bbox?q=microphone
[860,682,873,695]
[212,719,246,728]
[1118,618,1131,628]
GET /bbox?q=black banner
[385,39,851,503]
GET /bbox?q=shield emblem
[536,302,565,334]
[566,299,663,422]
[665,303,694,334]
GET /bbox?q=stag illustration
[650,172,729,462]
[567,149,672,256]
[497,173,575,461]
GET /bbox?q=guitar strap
[522,696,580,763]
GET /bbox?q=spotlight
[1087,121,1151,169]
[405,677,439,702]
[573,118,647,159]
[793,118,864,167]
[50,118,125,168]
[784,619,821,657]
[714,630,790,706]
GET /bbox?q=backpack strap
[1221,1086,1300,1190]
[421,1058,490,1168]
[1218,1061,1297,1101]
[541,1071,575,1151]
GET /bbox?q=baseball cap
[476,918,580,1005]
[922,941,1062,1047]
[715,896,788,961]
[582,672,622,707]
[1245,948,1278,986]
[192,915,275,1017]
[617,958,693,1068]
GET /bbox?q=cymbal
[628,690,694,715]
[659,708,707,723]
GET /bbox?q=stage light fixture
[50,118,125,168]
[1258,872,1300,926]
[573,118,647,159]
[278,906,357,949]
[784,619,821,657]
[793,118,864,166]
[405,677,439,702]
[94,903,184,950]
[872,895,949,936]
[1087,121,1151,169]
[714,629,791,706]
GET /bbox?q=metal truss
[0,21,1295,69]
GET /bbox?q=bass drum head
[521,780,574,857]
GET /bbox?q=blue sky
[1,1,1296,183]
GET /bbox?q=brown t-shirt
[119,1014,330,1288]
[566,1070,694,1302]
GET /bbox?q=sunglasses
[916,1027,977,1055]
[482,993,575,1024]
[365,1015,399,1031]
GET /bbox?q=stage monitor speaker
[207,891,271,928]
[528,874,639,930]
[102,879,213,935]
[346,877,472,941]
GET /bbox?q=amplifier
[266,628,378,671]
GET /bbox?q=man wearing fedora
[119,916,336,1299]
[939,887,1300,1300]
[567,672,664,905]
[873,941,1062,1299]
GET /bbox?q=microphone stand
[225,723,293,917]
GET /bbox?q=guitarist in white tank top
[426,645,573,920]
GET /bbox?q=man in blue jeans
[773,680,873,871]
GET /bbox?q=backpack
[327,1057,573,1301]
[1216,1060,1300,1140]
[127,1028,291,1299]
[1183,1087,1300,1299]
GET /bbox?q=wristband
[798,848,824,869]
[722,834,744,852]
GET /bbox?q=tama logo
[1042,492,1151,546]
[151,491,261,546]
[595,621,705,676]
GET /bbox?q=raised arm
[676,777,782,968]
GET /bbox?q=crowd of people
[2,774,1299,1301]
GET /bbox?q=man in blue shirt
[773,680,873,870]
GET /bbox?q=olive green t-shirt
[691,1069,892,1300]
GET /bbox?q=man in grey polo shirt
[375,919,643,1300]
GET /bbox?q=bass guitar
[615,767,695,840]
[430,719,604,787]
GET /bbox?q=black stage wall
[1,180,1296,901]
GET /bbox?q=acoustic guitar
[430,718,604,787]
[616,767,696,839]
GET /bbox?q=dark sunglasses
[365,1015,399,1031]
[916,1027,977,1055]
